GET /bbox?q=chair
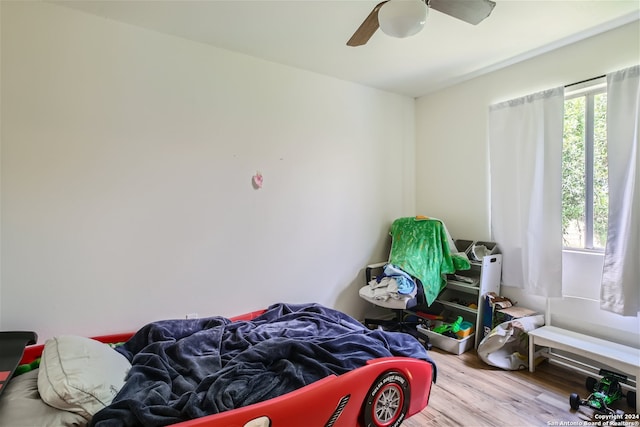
[359,216,468,341]
[360,262,428,335]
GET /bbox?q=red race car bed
[2,302,435,427]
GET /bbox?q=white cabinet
[434,240,502,349]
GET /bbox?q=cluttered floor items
[475,292,545,370]
[365,288,640,419]
[362,291,540,358]
[408,292,542,361]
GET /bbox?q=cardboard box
[480,293,537,342]
[493,306,538,328]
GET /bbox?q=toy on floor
[569,369,637,415]
[432,316,463,338]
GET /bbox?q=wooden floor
[401,348,638,427]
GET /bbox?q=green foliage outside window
[563,97,586,247]
[562,92,608,249]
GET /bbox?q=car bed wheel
[363,371,410,427]
[586,377,597,392]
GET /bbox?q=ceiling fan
[347,0,496,47]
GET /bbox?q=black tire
[627,391,636,409]
[363,371,411,427]
[570,393,581,410]
[586,377,597,392]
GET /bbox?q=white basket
[417,325,475,355]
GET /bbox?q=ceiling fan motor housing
[378,0,429,38]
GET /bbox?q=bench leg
[529,336,535,373]
[636,367,640,411]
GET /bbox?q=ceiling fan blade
[429,0,496,25]
[347,1,388,47]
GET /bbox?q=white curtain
[489,88,564,297]
[601,65,640,316]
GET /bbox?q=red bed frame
[17,309,434,427]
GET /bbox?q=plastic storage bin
[416,325,475,355]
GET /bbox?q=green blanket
[388,217,470,306]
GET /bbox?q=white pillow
[37,335,131,420]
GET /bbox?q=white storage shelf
[437,289,478,315]
[430,240,502,351]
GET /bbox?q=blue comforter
[90,303,432,426]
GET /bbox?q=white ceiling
[53,0,640,98]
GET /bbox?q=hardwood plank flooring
[401,348,638,427]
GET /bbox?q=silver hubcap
[375,385,401,423]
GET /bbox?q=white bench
[528,325,640,409]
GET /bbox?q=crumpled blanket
[90,302,432,427]
[389,217,470,306]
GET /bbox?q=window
[562,79,608,250]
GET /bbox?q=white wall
[0,1,3,326]
[415,20,640,343]
[0,1,416,341]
